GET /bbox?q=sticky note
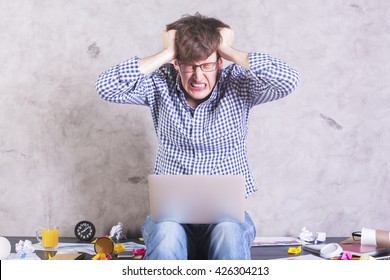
[288,246,302,255]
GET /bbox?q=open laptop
[148,175,245,224]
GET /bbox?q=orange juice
[41,227,59,248]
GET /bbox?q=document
[252,237,305,246]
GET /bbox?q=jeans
[141,212,256,260]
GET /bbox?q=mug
[36,226,59,249]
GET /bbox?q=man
[96,13,299,260]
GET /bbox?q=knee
[209,221,254,260]
[142,219,187,260]
[212,222,243,244]
[154,221,187,247]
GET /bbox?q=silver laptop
[148,175,245,224]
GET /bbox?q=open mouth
[190,83,206,89]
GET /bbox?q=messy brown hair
[166,13,230,62]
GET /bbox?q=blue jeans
[141,212,256,260]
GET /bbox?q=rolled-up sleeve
[95,57,151,105]
[247,52,299,106]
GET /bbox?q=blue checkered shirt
[96,52,299,197]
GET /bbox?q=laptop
[148,174,246,224]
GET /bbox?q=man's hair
[166,13,229,62]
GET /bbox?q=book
[340,243,390,257]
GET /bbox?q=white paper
[252,237,305,246]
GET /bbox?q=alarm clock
[74,220,96,241]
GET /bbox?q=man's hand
[218,28,250,70]
[218,28,236,59]
[162,29,176,61]
[139,29,177,75]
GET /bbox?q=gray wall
[1,0,389,238]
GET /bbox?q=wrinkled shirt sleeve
[95,57,159,106]
[245,52,300,107]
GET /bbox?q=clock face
[74,221,96,241]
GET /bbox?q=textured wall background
[1,0,389,238]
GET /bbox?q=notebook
[340,243,390,257]
[148,175,246,224]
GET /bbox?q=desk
[5,236,345,260]
[5,236,144,260]
[250,237,345,260]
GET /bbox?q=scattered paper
[252,237,304,247]
[299,227,327,243]
[6,252,41,260]
[299,227,315,242]
[32,241,145,255]
[16,240,35,254]
[316,232,327,242]
[7,240,41,260]
[110,222,127,240]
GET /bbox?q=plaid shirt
[96,52,299,197]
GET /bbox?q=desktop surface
[250,237,345,260]
[4,236,347,260]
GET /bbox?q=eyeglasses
[352,231,361,241]
[178,61,219,73]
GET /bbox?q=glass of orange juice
[36,226,59,249]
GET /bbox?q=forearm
[248,52,299,104]
[217,28,250,70]
[139,29,176,75]
[219,47,250,70]
[96,57,149,105]
[139,49,175,75]
[250,52,299,90]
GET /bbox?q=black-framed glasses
[178,61,219,73]
[352,231,361,241]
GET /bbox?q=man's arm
[95,30,176,104]
[218,28,299,105]
[138,30,176,75]
[217,28,250,70]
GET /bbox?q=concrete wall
[1,0,389,239]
